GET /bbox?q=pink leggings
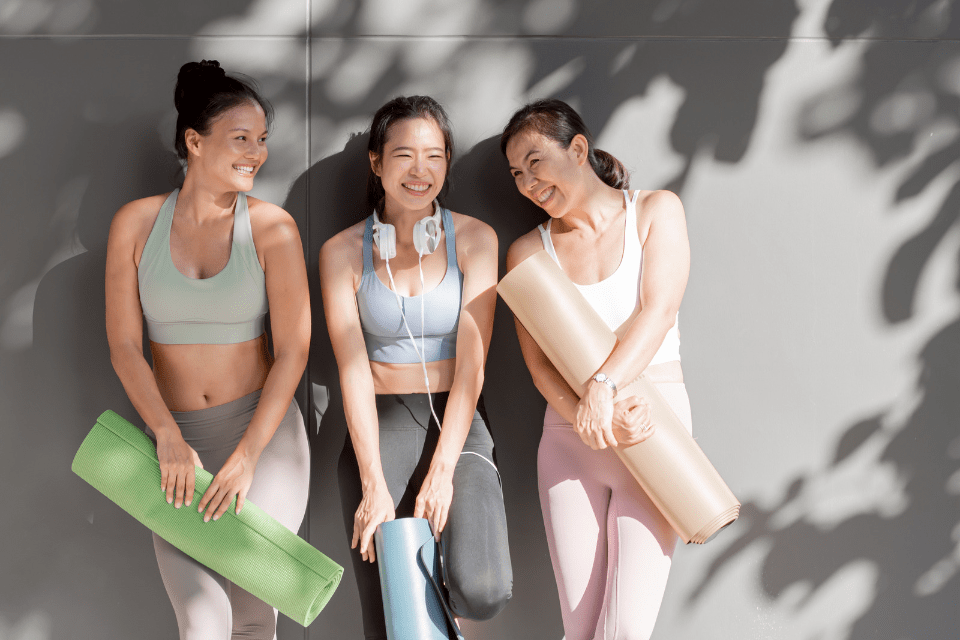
[538,382,692,640]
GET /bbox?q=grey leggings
[338,393,513,640]
[148,390,310,640]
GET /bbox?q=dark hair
[366,95,455,215]
[499,99,629,190]
[174,59,274,161]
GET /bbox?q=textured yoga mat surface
[71,410,342,626]
[498,250,740,544]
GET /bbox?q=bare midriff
[369,358,456,395]
[150,333,272,412]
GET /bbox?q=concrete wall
[1,0,957,638]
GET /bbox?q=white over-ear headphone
[372,202,443,259]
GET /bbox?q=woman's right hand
[353,482,395,563]
[611,395,655,446]
[155,429,203,509]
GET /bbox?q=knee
[447,573,512,621]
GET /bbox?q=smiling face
[185,101,268,192]
[371,117,448,216]
[505,129,588,217]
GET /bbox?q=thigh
[227,582,277,640]
[245,400,310,533]
[596,475,677,640]
[153,533,232,640]
[441,413,513,618]
[537,426,612,640]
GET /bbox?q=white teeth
[404,183,429,192]
[235,166,254,175]
[538,187,554,203]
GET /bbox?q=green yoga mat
[72,410,343,626]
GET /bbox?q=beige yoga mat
[498,250,739,544]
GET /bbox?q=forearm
[597,307,677,390]
[110,344,179,436]
[431,366,482,473]
[340,365,388,490]
[236,346,307,460]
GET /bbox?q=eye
[236,136,247,141]
[530,158,539,166]
[511,170,522,178]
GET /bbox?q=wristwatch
[590,373,617,397]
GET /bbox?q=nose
[522,172,537,192]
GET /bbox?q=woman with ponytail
[105,60,310,639]
[501,99,691,640]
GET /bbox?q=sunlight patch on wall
[0,609,52,640]
[522,0,577,34]
[192,38,304,81]
[790,560,878,640]
[358,0,482,36]
[595,76,687,190]
[0,108,27,160]
[0,0,95,34]
[0,178,87,352]
[199,0,307,36]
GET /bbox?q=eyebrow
[228,127,269,134]
[389,146,446,153]
[508,148,540,171]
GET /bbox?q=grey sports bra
[137,189,268,345]
[356,207,463,364]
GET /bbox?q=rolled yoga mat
[71,409,343,626]
[374,518,463,640]
[497,250,740,544]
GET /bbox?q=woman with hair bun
[501,99,691,640]
[320,95,512,639]
[105,60,310,639]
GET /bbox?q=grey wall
[2,0,958,638]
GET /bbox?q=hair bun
[175,60,226,111]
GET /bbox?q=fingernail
[213,515,219,521]
[167,497,172,504]
[204,515,210,522]
[186,501,191,506]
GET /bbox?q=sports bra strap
[442,207,457,268]
[362,215,375,275]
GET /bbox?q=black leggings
[338,392,513,640]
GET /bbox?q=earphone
[372,204,443,260]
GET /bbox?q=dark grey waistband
[154,389,262,452]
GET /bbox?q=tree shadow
[690,2,960,638]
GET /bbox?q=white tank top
[538,189,680,365]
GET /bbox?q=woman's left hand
[414,467,455,540]
[575,379,618,450]
[197,448,259,522]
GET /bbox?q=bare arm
[197,203,311,521]
[577,190,689,447]
[505,228,657,449]
[319,228,393,561]
[414,217,498,536]
[105,198,203,508]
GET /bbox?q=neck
[379,198,437,233]
[179,169,239,222]
[555,173,622,234]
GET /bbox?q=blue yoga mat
[374,518,463,640]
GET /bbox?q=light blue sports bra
[137,189,268,345]
[356,207,462,364]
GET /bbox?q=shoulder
[636,189,684,220]
[319,219,366,277]
[506,226,545,272]
[448,211,497,253]
[246,196,301,248]
[108,193,169,247]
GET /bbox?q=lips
[536,186,555,205]
[402,182,431,195]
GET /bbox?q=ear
[369,151,382,177]
[184,128,203,159]
[569,133,589,167]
